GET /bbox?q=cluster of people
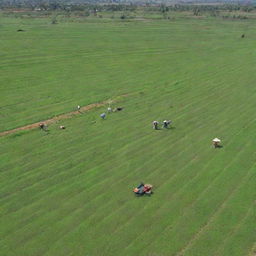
[38,104,124,132]
[133,183,153,196]
[100,106,123,120]
[37,104,224,200]
[39,123,65,131]
[152,120,172,130]
[212,138,221,148]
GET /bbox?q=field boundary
[0,94,129,137]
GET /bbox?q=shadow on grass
[161,126,176,130]
[135,192,154,197]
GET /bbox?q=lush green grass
[0,15,256,256]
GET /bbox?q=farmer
[133,183,144,195]
[113,107,123,112]
[77,105,81,112]
[152,121,159,130]
[100,113,106,119]
[212,138,221,148]
[39,123,47,131]
[163,120,171,128]
[107,107,112,112]
[143,184,153,195]
[39,123,45,129]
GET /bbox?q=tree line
[1,0,255,21]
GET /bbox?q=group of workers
[39,123,65,131]
[152,120,172,130]
[133,183,153,196]
[38,105,124,131]
[39,105,221,150]
[100,106,123,120]
[38,104,223,199]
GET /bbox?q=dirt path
[0,94,129,137]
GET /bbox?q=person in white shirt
[152,121,159,130]
[163,120,172,128]
[100,113,106,119]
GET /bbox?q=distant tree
[51,14,58,24]
[160,4,168,13]
[193,7,200,16]
[120,14,126,19]
[241,6,253,12]
[84,10,90,17]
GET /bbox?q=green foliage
[120,13,126,19]
[51,14,58,24]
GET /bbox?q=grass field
[1,14,256,256]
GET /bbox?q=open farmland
[0,15,256,256]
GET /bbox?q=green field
[1,15,256,256]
